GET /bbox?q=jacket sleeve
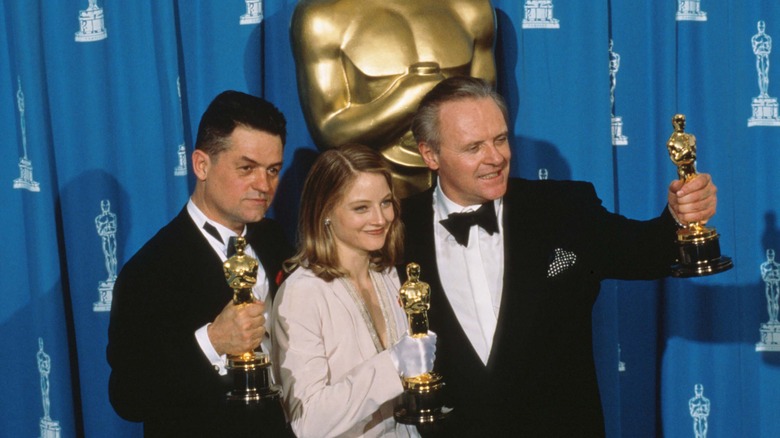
[556,181,679,280]
[106,245,229,422]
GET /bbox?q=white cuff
[195,324,227,376]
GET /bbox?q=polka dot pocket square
[547,248,578,278]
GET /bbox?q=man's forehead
[216,147,282,171]
[440,97,504,122]
[439,99,506,141]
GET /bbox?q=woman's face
[328,172,394,262]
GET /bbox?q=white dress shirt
[187,199,271,375]
[433,183,504,364]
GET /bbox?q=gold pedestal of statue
[395,372,448,425]
[394,263,452,425]
[223,237,282,404]
[225,351,279,403]
[383,130,435,199]
[666,114,733,277]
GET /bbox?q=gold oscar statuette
[394,263,452,425]
[666,114,733,277]
[223,236,282,404]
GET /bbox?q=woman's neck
[338,247,371,283]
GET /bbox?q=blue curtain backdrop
[2,1,778,436]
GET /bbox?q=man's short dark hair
[411,76,508,154]
[195,90,287,156]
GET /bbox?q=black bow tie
[203,222,250,257]
[439,201,499,246]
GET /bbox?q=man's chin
[481,179,508,200]
[243,212,268,224]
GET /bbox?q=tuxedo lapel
[247,221,281,298]
[485,190,513,368]
[176,210,236,306]
[486,180,550,368]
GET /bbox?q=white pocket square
[547,248,578,278]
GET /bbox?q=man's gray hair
[411,76,508,153]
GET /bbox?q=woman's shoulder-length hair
[284,144,404,282]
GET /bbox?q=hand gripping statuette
[666,114,733,277]
[223,236,282,405]
[394,263,452,425]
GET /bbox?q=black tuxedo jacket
[401,178,677,437]
[107,207,293,437]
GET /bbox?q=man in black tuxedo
[107,91,293,437]
[401,77,718,436]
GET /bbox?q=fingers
[389,333,437,377]
[669,179,685,195]
[668,174,718,225]
[419,334,436,373]
[208,301,267,356]
[234,302,266,349]
[674,173,712,196]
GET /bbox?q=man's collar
[433,177,502,216]
[187,199,247,243]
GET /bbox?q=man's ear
[192,149,210,181]
[419,142,440,171]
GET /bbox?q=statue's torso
[339,1,486,104]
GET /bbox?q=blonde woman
[272,144,435,437]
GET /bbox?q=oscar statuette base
[223,352,292,437]
[226,352,282,405]
[394,372,452,425]
[672,227,733,278]
[756,322,780,352]
[40,417,61,438]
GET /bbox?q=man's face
[193,125,283,234]
[420,97,511,206]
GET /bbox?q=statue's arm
[463,0,497,84]
[291,3,444,149]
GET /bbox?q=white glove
[389,331,436,377]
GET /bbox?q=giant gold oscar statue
[666,114,733,277]
[290,0,497,197]
[394,263,452,426]
[223,236,282,404]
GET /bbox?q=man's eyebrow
[237,155,259,165]
[237,156,283,168]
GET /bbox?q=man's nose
[252,170,270,192]
[484,143,506,164]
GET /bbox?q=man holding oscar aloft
[401,77,720,436]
